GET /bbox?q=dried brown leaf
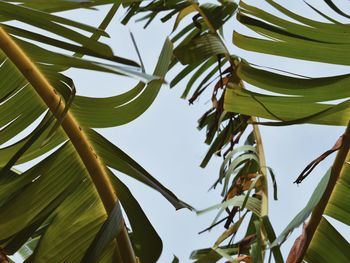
[236,233,256,249]
[236,255,252,263]
[286,223,308,263]
[295,135,344,184]
[0,248,8,263]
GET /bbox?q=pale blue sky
[10,1,350,262]
[66,1,350,262]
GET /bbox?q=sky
[8,0,350,262]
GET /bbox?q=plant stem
[252,117,268,261]
[0,27,136,263]
[297,120,350,262]
[252,118,268,217]
[188,0,269,257]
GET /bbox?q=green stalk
[252,117,268,261]
[252,119,268,217]
[74,1,121,57]
[296,120,350,262]
[187,0,269,258]
[188,0,269,223]
[0,26,136,263]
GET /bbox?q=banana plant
[121,0,277,262]
[230,1,350,262]
[0,1,191,262]
[3,0,350,262]
[122,0,350,262]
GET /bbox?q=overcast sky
[10,1,350,262]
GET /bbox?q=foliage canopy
[0,0,350,262]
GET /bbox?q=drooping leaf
[107,171,163,262]
[261,216,283,263]
[272,169,331,247]
[0,7,189,262]
[224,1,350,126]
[324,0,350,19]
[82,200,124,263]
[286,223,308,263]
[172,255,180,263]
[87,129,192,210]
[71,38,174,128]
[251,220,263,263]
[304,217,350,263]
[0,0,119,17]
[197,195,261,216]
[224,85,350,126]
[174,33,226,65]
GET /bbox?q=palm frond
[0,2,190,262]
[121,1,278,261]
[227,0,350,126]
[231,1,350,261]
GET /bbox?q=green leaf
[82,201,124,263]
[0,1,114,55]
[191,243,250,263]
[224,85,350,126]
[213,213,246,247]
[0,0,118,17]
[227,1,350,127]
[108,171,163,263]
[197,195,261,216]
[324,0,350,19]
[251,220,263,263]
[181,57,216,99]
[305,217,350,263]
[200,123,233,168]
[0,143,109,262]
[237,61,350,102]
[170,61,202,88]
[172,255,179,263]
[267,167,278,201]
[2,24,137,67]
[172,5,196,31]
[171,22,196,43]
[86,129,192,210]
[174,33,226,65]
[233,30,350,66]
[1,112,55,172]
[190,248,221,263]
[271,169,331,247]
[13,37,152,83]
[261,216,283,263]
[325,156,350,226]
[222,153,259,196]
[220,145,257,180]
[71,38,174,127]
[0,6,188,262]
[235,1,350,65]
[239,2,350,44]
[201,2,237,30]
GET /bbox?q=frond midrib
[0,26,136,263]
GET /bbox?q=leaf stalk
[296,120,350,262]
[0,26,136,263]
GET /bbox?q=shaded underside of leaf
[225,1,350,126]
[305,217,350,263]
